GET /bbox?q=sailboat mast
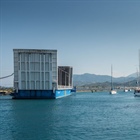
[124,77,125,89]
[111,65,113,90]
[138,50,140,87]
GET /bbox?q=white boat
[124,89,128,92]
[110,65,117,94]
[123,77,128,92]
[110,89,117,94]
[134,50,140,97]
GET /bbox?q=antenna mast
[138,50,140,87]
[111,64,113,90]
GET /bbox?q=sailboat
[134,50,140,96]
[124,89,128,92]
[123,77,128,92]
[110,65,117,94]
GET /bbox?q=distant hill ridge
[73,73,136,86]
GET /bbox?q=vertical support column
[34,54,35,90]
[44,54,45,89]
[40,54,42,90]
[69,67,70,88]
[29,54,30,89]
[65,71,66,87]
[25,54,27,90]
[19,53,21,89]
[35,80,36,90]
[49,53,52,89]
[56,52,58,89]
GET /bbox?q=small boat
[110,65,117,94]
[124,89,128,92]
[123,77,128,92]
[110,89,117,94]
[134,89,140,96]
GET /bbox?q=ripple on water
[1,92,140,140]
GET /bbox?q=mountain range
[73,73,137,86]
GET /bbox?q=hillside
[73,73,136,86]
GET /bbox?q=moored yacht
[124,89,128,92]
[110,89,117,94]
[110,65,117,94]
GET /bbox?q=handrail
[0,73,14,79]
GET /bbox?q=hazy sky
[0,0,140,86]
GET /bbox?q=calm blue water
[1,91,140,140]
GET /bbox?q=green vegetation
[76,81,136,92]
